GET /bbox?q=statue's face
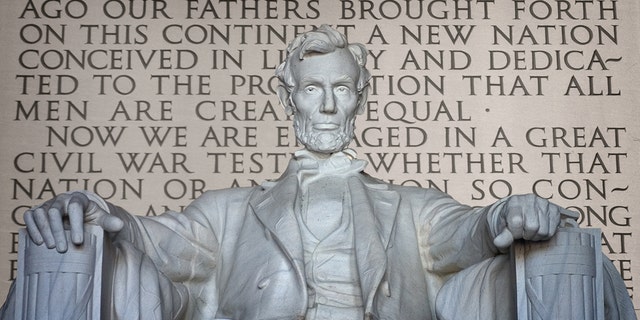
[291,48,360,154]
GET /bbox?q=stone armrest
[512,227,604,320]
[11,225,114,320]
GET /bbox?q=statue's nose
[320,93,336,114]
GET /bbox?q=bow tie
[293,149,367,187]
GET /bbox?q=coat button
[382,281,391,297]
[258,278,270,289]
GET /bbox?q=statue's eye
[335,86,350,94]
[304,86,318,93]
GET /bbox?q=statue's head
[276,25,370,154]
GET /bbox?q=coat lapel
[249,175,304,265]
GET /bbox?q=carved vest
[298,176,364,320]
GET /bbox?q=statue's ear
[277,85,294,116]
[356,85,368,115]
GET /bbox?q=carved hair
[276,25,370,115]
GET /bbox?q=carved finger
[47,206,68,253]
[523,207,540,240]
[24,209,44,245]
[535,207,550,240]
[67,198,86,244]
[493,228,514,252]
[33,206,55,249]
[548,205,561,237]
[529,198,548,241]
[505,208,524,241]
[94,204,124,233]
[561,208,580,220]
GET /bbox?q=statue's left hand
[491,194,579,251]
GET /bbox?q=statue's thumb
[493,228,514,251]
[98,214,124,233]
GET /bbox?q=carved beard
[293,115,356,154]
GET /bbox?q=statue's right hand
[23,191,124,253]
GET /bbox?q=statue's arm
[22,190,221,281]
[419,192,500,274]
[114,192,221,282]
[420,191,573,275]
[20,190,227,317]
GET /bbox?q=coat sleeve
[417,189,506,275]
[106,189,244,282]
[92,188,251,318]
